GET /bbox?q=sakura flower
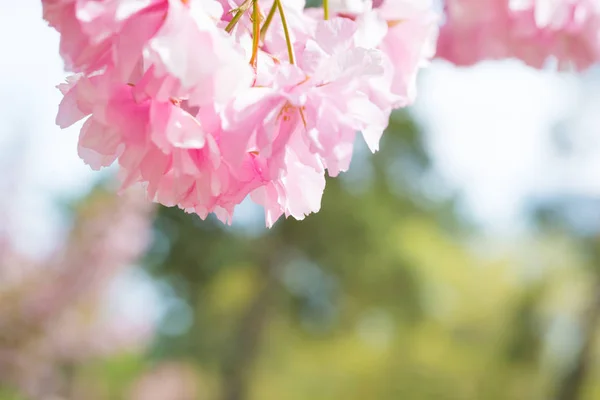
[143,0,254,106]
[438,0,600,70]
[42,0,168,79]
[43,0,253,98]
[509,0,600,70]
[250,131,326,227]
[224,18,397,173]
[56,69,256,223]
[327,0,439,104]
[220,18,397,224]
[436,0,513,66]
[46,0,436,227]
[375,0,439,103]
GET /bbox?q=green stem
[250,0,260,67]
[259,2,277,41]
[323,0,329,20]
[275,0,295,65]
[225,0,253,33]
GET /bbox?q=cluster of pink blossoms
[438,0,600,70]
[43,0,438,226]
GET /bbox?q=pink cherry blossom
[217,18,398,224]
[143,0,254,106]
[376,1,439,104]
[56,69,254,223]
[438,0,600,70]
[250,131,326,227]
[45,0,439,226]
[436,0,513,66]
[510,0,600,70]
[328,0,439,104]
[42,0,168,79]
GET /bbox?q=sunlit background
[2,1,600,399]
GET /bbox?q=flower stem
[225,0,253,33]
[323,0,329,20]
[249,0,260,67]
[275,0,295,64]
[259,2,277,41]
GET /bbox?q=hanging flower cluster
[438,0,600,70]
[43,0,438,226]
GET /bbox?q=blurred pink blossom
[0,186,156,398]
[438,0,600,70]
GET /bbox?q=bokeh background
[3,1,600,399]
